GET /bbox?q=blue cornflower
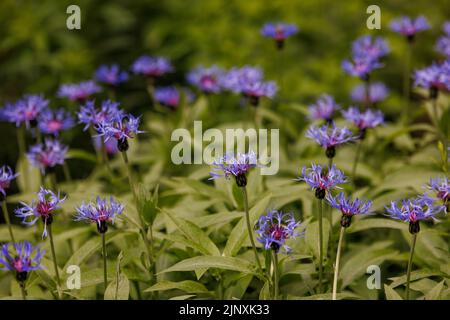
[1,95,49,128]
[390,16,430,40]
[221,66,277,106]
[97,112,144,152]
[27,138,68,174]
[351,35,390,61]
[326,192,372,227]
[0,165,19,198]
[256,209,302,253]
[261,22,298,49]
[350,82,389,105]
[187,65,224,93]
[386,195,446,234]
[425,177,450,209]
[15,187,66,239]
[436,35,450,58]
[342,107,384,136]
[0,241,44,282]
[131,55,173,78]
[307,94,340,122]
[342,56,383,80]
[58,80,102,102]
[306,123,357,158]
[414,61,450,97]
[75,196,124,233]
[77,100,123,132]
[95,64,129,86]
[154,86,181,108]
[210,151,259,187]
[38,108,75,136]
[297,164,347,199]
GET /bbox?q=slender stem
[121,151,155,288]
[102,232,108,290]
[328,157,333,168]
[431,97,439,128]
[352,140,362,181]
[403,42,412,123]
[49,172,57,191]
[241,187,263,275]
[271,250,279,300]
[19,282,27,300]
[48,224,62,299]
[317,198,323,293]
[35,127,42,144]
[332,226,345,300]
[1,200,15,243]
[406,233,417,300]
[17,125,29,191]
[63,162,72,183]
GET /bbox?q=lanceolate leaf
[159,256,257,275]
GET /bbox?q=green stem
[17,125,29,191]
[63,162,72,183]
[48,223,62,299]
[332,226,345,300]
[403,42,412,123]
[271,250,279,300]
[241,187,263,276]
[102,232,108,290]
[406,233,417,300]
[1,200,15,243]
[317,198,323,293]
[121,151,155,288]
[352,140,362,182]
[35,127,42,144]
[19,282,27,300]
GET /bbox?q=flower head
[78,100,124,132]
[1,95,49,128]
[187,65,225,93]
[425,177,450,207]
[131,55,173,77]
[154,86,181,108]
[342,107,384,133]
[326,192,372,227]
[95,64,129,86]
[342,56,383,79]
[0,165,19,198]
[350,82,389,105]
[386,195,446,234]
[38,108,75,136]
[209,151,259,187]
[306,123,357,157]
[351,35,390,61]
[261,22,298,49]
[27,139,68,174]
[414,61,450,95]
[390,16,430,39]
[15,187,66,238]
[436,35,450,58]
[0,241,44,281]
[307,94,340,122]
[221,66,277,105]
[75,196,124,233]
[297,164,347,199]
[256,209,302,253]
[58,80,101,102]
[97,112,144,152]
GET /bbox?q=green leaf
[144,280,209,294]
[16,156,41,192]
[104,273,129,300]
[388,269,441,288]
[159,256,257,275]
[347,218,407,233]
[223,194,271,257]
[305,220,330,264]
[424,280,445,300]
[384,285,403,300]
[67,148,97,163]
[162,209,220,256]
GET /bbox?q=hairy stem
[318,198,323,293]
[48,224,62,299]
[332,226,345,300]
[102,232,108,291]
[19,282,27,300]
[242,187,263,275]
[272,250,279,300]
[1,200,15,243]
[406,233,417,300]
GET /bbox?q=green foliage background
[0,0,449,300]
